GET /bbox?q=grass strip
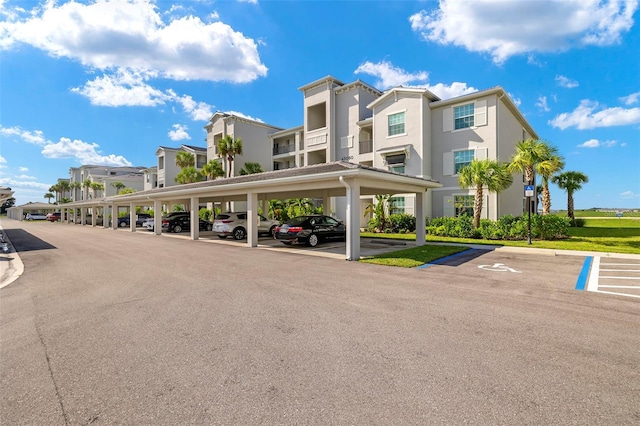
[359,244,468,268]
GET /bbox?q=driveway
[2,220,639,425]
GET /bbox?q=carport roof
[62,161,441,207]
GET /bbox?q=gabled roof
[367,86,440,109]
[298,75,346,92]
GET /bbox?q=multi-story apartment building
[205,112,283,177]
[204,75,538,223]
[156,144,207,188]
[142,166,158,191]
[69,165,145,201]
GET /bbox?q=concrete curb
[0,226,24,289]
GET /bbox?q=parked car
[162,214,212,233]
[115,213,152,227]
[274,215,346,247]
[143,212,185,232]
[213,212,280,240]
[25,213,47,220]
[46,212,62,222]
[82,215,104,226]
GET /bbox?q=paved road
[1,220,639,425]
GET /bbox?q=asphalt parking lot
[1,220,639,425]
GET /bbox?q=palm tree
[268,199,286,221]
[508,139,554,186]
[217,135,243,177]
[111,181,126,194]
[552,171,589,223]
[175,151,195,169]
[44,192,55,203]
[49,184,60,204]
[58,180,71,200]
[458,159,513,228]
[536,147,564,215]
[201,160,225,181]
[82,179,92,199]
[70,181,82,200]
[89,182,104,198]
[239,162,263,175]
[364,194,391,232]
[175,166,203,184]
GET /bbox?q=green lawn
[360,218,640,265]
[554,210,640,218]
[359,244,468,268]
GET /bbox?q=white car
[142,218,155,231]
[26,213,47,220]
[213,212,280,240]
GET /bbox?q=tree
[458,159,513,228]
[1,197,15,214]
[89,182,104,198]
[82,179,92,199]
[175,151,195,169]
[111,181,126,193]
[508,139,554,186]
[57,180,71,201]
[44,192,55,204]
[552,171,589,223]
[201,160,225,180]
[364,194,392,232]
[217,135,243,177]
[268,199,286,221]
[536,147,564,215]
[49,183,61,204]
[118,188,136,195]
[70,181,82,200]
[175,166,203,184]
[239,162,264,175]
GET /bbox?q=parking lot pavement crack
[34,319,70,425]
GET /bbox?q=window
[454,103,474,129]
[454,195,474,217]
[454,150,474,174]
[388,165,405,174]
[388,112,405,136]
[389,197,405,215]
[158,156,164,170]
[340,135,353,149]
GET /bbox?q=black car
[274,215,345,247]
[162,214,212,233]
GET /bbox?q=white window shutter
[443,196,455,217]
[443,107,453,132]
[475,147,488,160]
[475,100,487,126]
[443,152,454,175]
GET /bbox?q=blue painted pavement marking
[575,256,593,291]
[416,248,477,269]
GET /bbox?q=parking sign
[524,185,535,197]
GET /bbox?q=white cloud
[176,94,214,121]
[18,166,28,172]
[0,177,50,192]
[355,61,428,89]
[0,126,47,145]
[535,96,550,112]
[354,60,477,99]
[620,91,640,105]
[409,0,638,64]
[0,0,267,83]
[0,155,6,164]
[556,75,579,88]
[577,138,617,148]
[550,100,640,129]
[16,174,36,179]
[72,69,169,107]
[508,93,522,107]
[621,190,640,198]
[41,137,132,166]
[168,124,191,141]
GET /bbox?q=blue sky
[1,0,639,210]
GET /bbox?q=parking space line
[584,256,640,299]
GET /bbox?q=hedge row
[426,214,571,240]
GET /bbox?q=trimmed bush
[389,213,416,233]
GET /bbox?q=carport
[60,162,441,260]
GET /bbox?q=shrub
[199,208,213,222]
[389,213,416,233]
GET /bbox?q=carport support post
[247,192,258,247]
[154,200,162,235]
[103,206,109,229]
[81,207,86,226]
[129,202,136,232]
[190,197,199,240]
[111,204,118,229]
[342,177,360,261]
[415,191,426,246]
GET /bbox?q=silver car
[142,218,155,231]
[213,212,280,240]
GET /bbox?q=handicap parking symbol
[478,263,521,273]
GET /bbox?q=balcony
[273,145,295,156]
[359,140,373,154]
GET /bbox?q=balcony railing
[273,145,295,155]
[359,140,373,154]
